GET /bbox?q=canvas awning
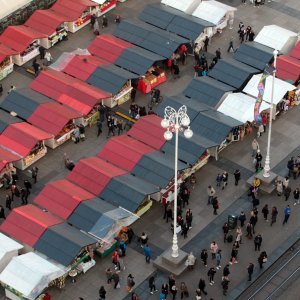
[290,42,300,60]
[0,110,22,134]
[0,147,21,173]
[0,43,17,64]
[276,56,300,82]
[67,157,126,196]
[209,58,259,90]
[0,204,62,247]
[233,42,275,70]
[0,0,33,20]
[34,222,97,267]
[184,76,235,108]
[243,73,296,104]
[34,179,95,220]
[161,0,201,14]
[98,135,155,171]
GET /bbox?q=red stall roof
[290,42,300,60]
[51,0,97,21]
[0,25,46,53]
[0,204,62,247]
[67,157,126,196]
[25,9,67,36]
[63,55,109,81]
[98,135,155,171]
[128,115,166,150]
[30,70,110,115]
[28,102,82,136]
[0,147,21,173]
[0,123,51,157]
[34,179,95,219]
[88,35,133,63]
[0,43,17,64]
[276,56,300,82]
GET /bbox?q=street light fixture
[161,105,193,258]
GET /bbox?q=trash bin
[228,215,237,230]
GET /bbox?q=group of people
[238,22,255,43]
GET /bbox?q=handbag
[116,282,120,289]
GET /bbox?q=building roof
[161,0,201,14]
[290,41,300,60]
[0,147,21,173]
[276,56,300,82]
[0,43,17,64]
[0,109,22,134]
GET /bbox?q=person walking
[270,206,278,226]
[255,150,263,172]
[143,244,151,263]
[207,185,215,205]
[32,166,39,183]
[201,249,208,267]
[102,15,108,28]
[96,120,103,137]
[112,250,120,271]
[166,204,173,223]
[210,241,218,259]
[282,205,291,225]
[203,36,209,52]
[119,239,127,257]
[258,251,267,269]
[251,139,259,157]
[127,274,135,293]
[262,204,269,221]
[222,222,229,243]
[99,286,106,300]
[236,226,243,245]
[247,263,254,281]
[216,250,222,270]
[223,264,230,279]
[0,205,6,220]
[168,274,175,292]
[180,282,189,298]
[283,185,291,201]
[24,179,32,194]
[276,180,283,196]
[112,272,120,289]
[222,277,229,296]
[5,194,12,210]
[185,209,193,229]
[198,278,208,296]
[207,267,216,285]
[186,252,196,270]
[161,283,169,299]
[254,234,262,251]
[246,222,253,239]
[222,172,229,189]
[293,188,300,205]
[20,188,28,205]
[250,213,258,235]
[216,173,222,187]
[170,284,177,300]
[105,268,113,284]
[227,37,235,52]
[149,275,158,294]
[229,245,238,264]
[238,211,246,227]
[139,232,148,248]
[212,197,219,215]
[234,169,241,185]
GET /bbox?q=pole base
[247,171,281,194]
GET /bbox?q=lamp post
[263,49,278,178]
[161,105,193,258]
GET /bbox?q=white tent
[254,25,298,55]
[0,252,66,300]
[0,233,23,272]
[243,73,296,105]
[0,0,33,20]
[218,93,270,123]
[161,0,202,14]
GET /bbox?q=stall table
[137,67,167,94]
[0,56,13,81]
[92,0,117,17]
[45,124,75,149]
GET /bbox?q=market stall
[0,148,19,189]
[161,0,201,14]
[0,233,23,272]
[51,0,97,33]
[0,252,66,300]
[276,56,300,84]
[254,25,298,55]
[92,0,117,17]
[25,9,68,49]
[0,44,16,81]
[290,42,300,60]
[0,25,47,66]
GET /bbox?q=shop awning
[30,70,110,115]
[276,56,300,82]
[51,0,97,22]
[127,115,166,150]
[0,25,46,53]
[161,0,201,14]
[25,9,67,36]
[184,76,235,108]
[0,0,33,21]
[0,43,17,63]
[88,64,137,94]
[254,25,298,55]
[113,19,189,58]
[290,42,300,60]
[100,173,160,212]
[191,110,243,144]
[139,4,213,40]
[34,179,95,220]
[67,157,127,196]
[209,58,259,90]
[0,252,66,300]
[98,135,155,171]
[132,151,187,187]
[0,147,21,173]
[0,204,62,247]
[0,110,22,134]
[34,222,97,267]
[243,73,296,105]
[0,122,51,157]
[233,42,275,71]
[218,93,270,124]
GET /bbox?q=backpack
[227,235,233,243]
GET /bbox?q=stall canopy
[0,147,21,173]
[243,73,296,105]
[0,122,51,157]
[276,56,300,83]
[161,0,201,14]
[25,9,67,36]
[34,179,95,220]
[0,204,62,247]
[254,25,298,55]
[98,135,155,171]
[0,252,66,300]
[30,69,110,115]
[0,43,17,64]
[132,151,187,187]
[192,0,236,25]
[290,42,300,60]
[100,173,160,212]
[67,157,127,196]
[0,232,23,272]
[139,4,213,41]
[191,110,242,144]
[0,25,46,53]
[233,42,275,70]
[0,110,22,134]
[0,0,33,20]
[218,93,270,124]
[209,58,259,90]
[184,76,235,108]
[113,19,188,58]
[34,222,97,266]
[128,115,166,150]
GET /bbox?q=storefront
[0,148,19,189]
[92,0,117,17]
[0,44,15,81]
[47,121,76,149]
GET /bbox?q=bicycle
[148,89,163,108]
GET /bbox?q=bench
[115,111,137,124]
[26,68,35,75]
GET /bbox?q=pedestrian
[31,166,38,184]
[0,205,6,220]
[107,121,115,138]
[283,176,289,190]
[102,15,108,28]
[227,37,235,53]
[210,241,218,259]
[216,250,222,269]
[39,46,46,59]
[117,120,123,135]
[105,268,113,284]
[112,250,120,270]
[222,277,229,296]
[248,30,255,41]
[275,180,283,196]
[200,249,208,267]
[44,51,52,66]
[255,150,263,172]
[99,286,106,300]
[238,211,246,227]
[254,234,262,251]
[203,36,209,52]
[115,14,121,24]
[20,188,28,205]
[43,292,51,300]
[262,204,269,221]
[195,289,202,300]
[234,169,241,185]
[173,64,180,79]
[189,173,196,189]
[212,197,219,215]
[216,173,222,187]
[257,124,264,137]
[24,179,32,194]
[112,272,120,289]
[252,139,259,157]
[169,274,175,292]
[139,232,148,247]
[127,274,135,293]
[282,205,291,225]
[166,204,173,223]
[32,59,40,76]
[250,212,258,234]
[207,185,215,205]
[5,194,12,210]
[149,275,158,294]
[270,206,278,226]
[7,85,16,94]
[207,267,216,285]
[181,188,190,208]
[215,48,221,59]
[229,245,238,264]
[119,239,127,257]
[293,188,300,205]
[222,222,229,242]
[236,226,243,245]
[186,252,196,270]
[246,222,253,239]
[185,209,193,229]
[131,293,139,300]
[143,244,151,263]
[239,28,246,43]
[247,263,254,281]
[180,282,189,298]
[170,284,177,300]
[223,264,230,279]
[161,283,169,299]
[181,221,189,239]
[287,157,295,177]
[96,120,103,137]
[11,183,20,201]
[222,172,229,189]
[198,278,208,295]
[258,251,267,269]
